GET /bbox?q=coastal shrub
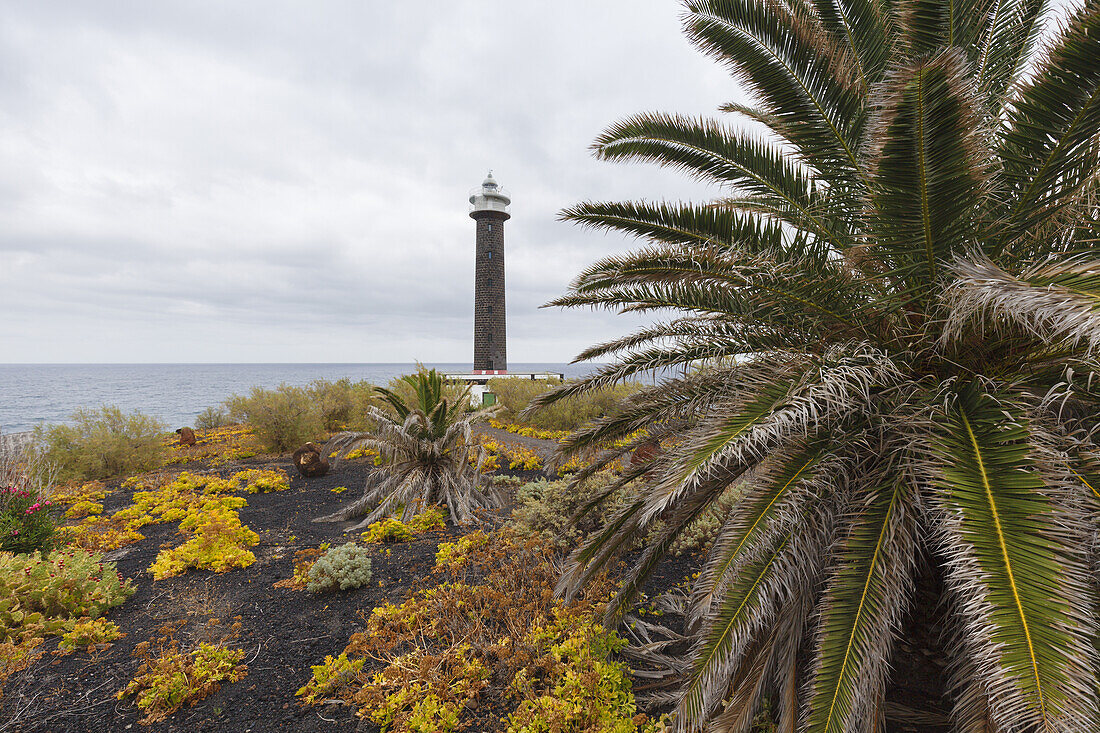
[1,485,58,555]
[296,529,653,732]
[305,542,373,592]
[488,378,643,431]
[509,472,632,552]
[667,483,741,558]
[193,406,232,431]
[37,406,167,481]
[0,439,57,496]
[224,384,324,452]
[308,378,380,431]
[118,623,247,725]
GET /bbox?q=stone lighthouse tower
[469,172,510,373]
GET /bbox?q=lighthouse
[469,172,510,373]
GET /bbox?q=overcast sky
[0,1,739,364]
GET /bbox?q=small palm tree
[317,369,498,528]
[535,0,1100,730]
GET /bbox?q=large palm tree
[317,369,499,527]
[534,0,1100,730]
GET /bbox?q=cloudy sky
[0,1,737,364]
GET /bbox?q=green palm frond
[973,0,1048,116]
[684,0,866,176]
[809,0,894,93]
[997,0,1100,246]
[560,200,793,254]
[930,385,1098,729]
[807,471,917,733]
[677,510,833,731]
[590,112,841,241]
[690,441,833,622]
[867,48,986,290]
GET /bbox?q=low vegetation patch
[53,469,279,576]
[296,529,655,732]
[149,506,260,580]
[488,419,570,442]
[473,437,545,473]
[487,378,642,432]
[58,616,124,652]
[360,507,447,544]
[509,472,635,553]
[304,542,373,593]
[273,545,328,591]
[117,618,248,725]
[1,548,135,689]
[164,424,264,466]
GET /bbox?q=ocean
[0,363,600,434]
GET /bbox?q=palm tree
[317,368,499,528]
[533,0,1100,730]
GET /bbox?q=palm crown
[319,369,498,528]
[536,0,1100,730]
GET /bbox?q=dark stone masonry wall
[471,210,508,371]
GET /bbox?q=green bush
[37,406,167,482]
[306,542,373,593]
[307,378,380,431]
[509,472,635,552]
[667,483,741,557]
[487,378,643,431]
[194,406,232,431]
[224,384,324,452]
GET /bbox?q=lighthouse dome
[469,171,511,216]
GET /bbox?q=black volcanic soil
[2,444,698,733]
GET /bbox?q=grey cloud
[0,0,734,363]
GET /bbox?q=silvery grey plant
[317,368,499,528]
[531,0,1100,730]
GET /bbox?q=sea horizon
[0,362,604,434]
